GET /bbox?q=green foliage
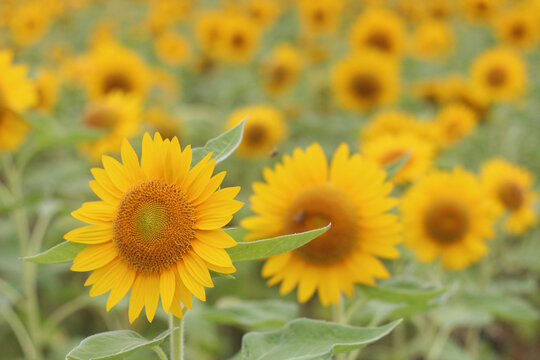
[237,318,401,360]
[191,118,246,164]
[23,241,86,264]
[358,277,449,305]
[66,328,176,360]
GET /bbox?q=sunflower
[226,105,286,158]
[261,44,303,96]
[361,110,437,144]
[241,143,401,305]
[434,103,477,146]
[217,14,261,63]
[411,20,454,60]
[332,51,399,112]
[66,133,242,322]
[349,8,406,58]
[146,106,181,141]
[34,69,60,113]
[80,92,141,161]
[155,30,191,66]
[481,159,538,235]
[401,168,496,270]
[246,0,280,28]
[146,1,192,36]
[85,41,151,100]
[9,2,51,46]
[0,108,31,151]
[297,0,344,36]
[195,11,225,56]
[437,76,491,120]
[470,47,526,102]
[494,8,538,50]
[362,134,436,184]
[424,0,455,20]
[461,0,503,23]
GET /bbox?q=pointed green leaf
[239,318,401,360]
[226,224,330,262]
[191,118,246,164]
[66,328,177,360]
[23,241,86,264]
[384,152,411,180]
[358,277,449,305]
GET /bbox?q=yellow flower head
[242,143,401,305]
[85,41,151,100]
[494,7,538,50]
[155,30,191,66]
[80,92,142,161]
[0,50,37,113]
[145,0,191,36]
[217,13,261,63]
[362,134,436,184]
[401,168,497,270]
[195,11,225,56]
[146,106,182,141]
[361,110,437,144]
[434,103,477,146]
[0,108,31,151]
[66,133,242,323]
[297,0,344,36]
[481,159,538,235]
[461,0,503,23]
[332,51,400,112]
[34,69,60,113]
[349,8,407,58]
[411,20,455,60]
[246,0,280,28]
[9,2,51,46]
[262,44,303,96]
[470,47,527,102]
[226,105,286,158]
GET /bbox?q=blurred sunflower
[297,0,344,36]
[461,0,503,23]
[246,0,280,28]
[470,47,526,102]
[482,159,538,235]
[494,8,538,50]
[226,105,286,158]
[9,2,51,46]
[361,110,437,143]
[34,69,59,113]
[441,77,491,120]
[411,20,454,60]
[155,30,191,66]
[332,51,399,112]
[85,41,151,100]
[401,168,496,270]
[145,0,192,36]
[0,50,36,151]
[262,44,303,96]
[362,134,436,184]
[424,0,455,20]
[217,14,261,63]
[349,8,406,58]
[195,11,224,56]
[80,92,141,161]
[146,106,181,141]
[67,133,242,322]
[242,143,401,305]
[434,103,477,146]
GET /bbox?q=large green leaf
[23,241,86,264]
[197,299,297,329]
[238,318,401,360]
[226,224,330,262]
[191,118,246,164]
[358,277,449,305]
[66,328,176,360]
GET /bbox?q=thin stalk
[169,314,184,360]
[152,346,168,360]
[332,298,347,360]
[0,305,38,360]
[43,295,93,334]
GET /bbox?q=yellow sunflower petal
[71,242,117,272]
[65,225,113,244]
[160,267,177,313]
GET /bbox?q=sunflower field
[1,0,540,359]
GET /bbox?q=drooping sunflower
[85,41,151,100]
[332,51,399,112]
[261,44,303,96]
[401,168,496,270]
[226,105,286,158]
[411,20,455,60]
[494,8,538,50]
[470,47,526,102]
[34,69,60,113]
[0,50,36,151]
[66,133,242,322]
[434,103,477,146]
[242,143,401,305]
[80,92,141,161]
[9,2,51,46]
[297,0,344,36]
[362,134,436,184]
[349,7,407,58]
[481,159,538,235]
[461,0,503,23]
[155,30,191,66]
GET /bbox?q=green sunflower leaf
[238,318,401,360]
[384,151,411,180]
[358,277,450,305]
[23,241,86,264]
[226,224,331,262]
[191,117,247,164]
[65,327,177,360]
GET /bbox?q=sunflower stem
[152,345,168,360]
[169,313,184,360]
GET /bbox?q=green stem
[152,346,168,360]
[426,326,451,360]
[169,314,184,360]
[332,298,347,360]
[0,305,38,360]
[43,295,93,334]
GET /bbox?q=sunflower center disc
[498,181,524,210]
[486,67,507,87]
[113,180,196,273]
[424,198,470,244]
[366,32,391,52]
[510,24,526,40]
[285,185,358,264]
[103,71,133,94]
[350,74,380,100]
[245,123,267,146]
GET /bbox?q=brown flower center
[366,31,392,52]
[486,67,507,87]
[102,72,133,95]
[424,198,470,244]
[350,73,380,100]
[498,181,524,211]
[510,23,526,40]
[269,65,288,84]
[113,180,196,273]
[285,185,358,264]
[231,33,246,49]
[245,123,267,146]
[83,104,119,130]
